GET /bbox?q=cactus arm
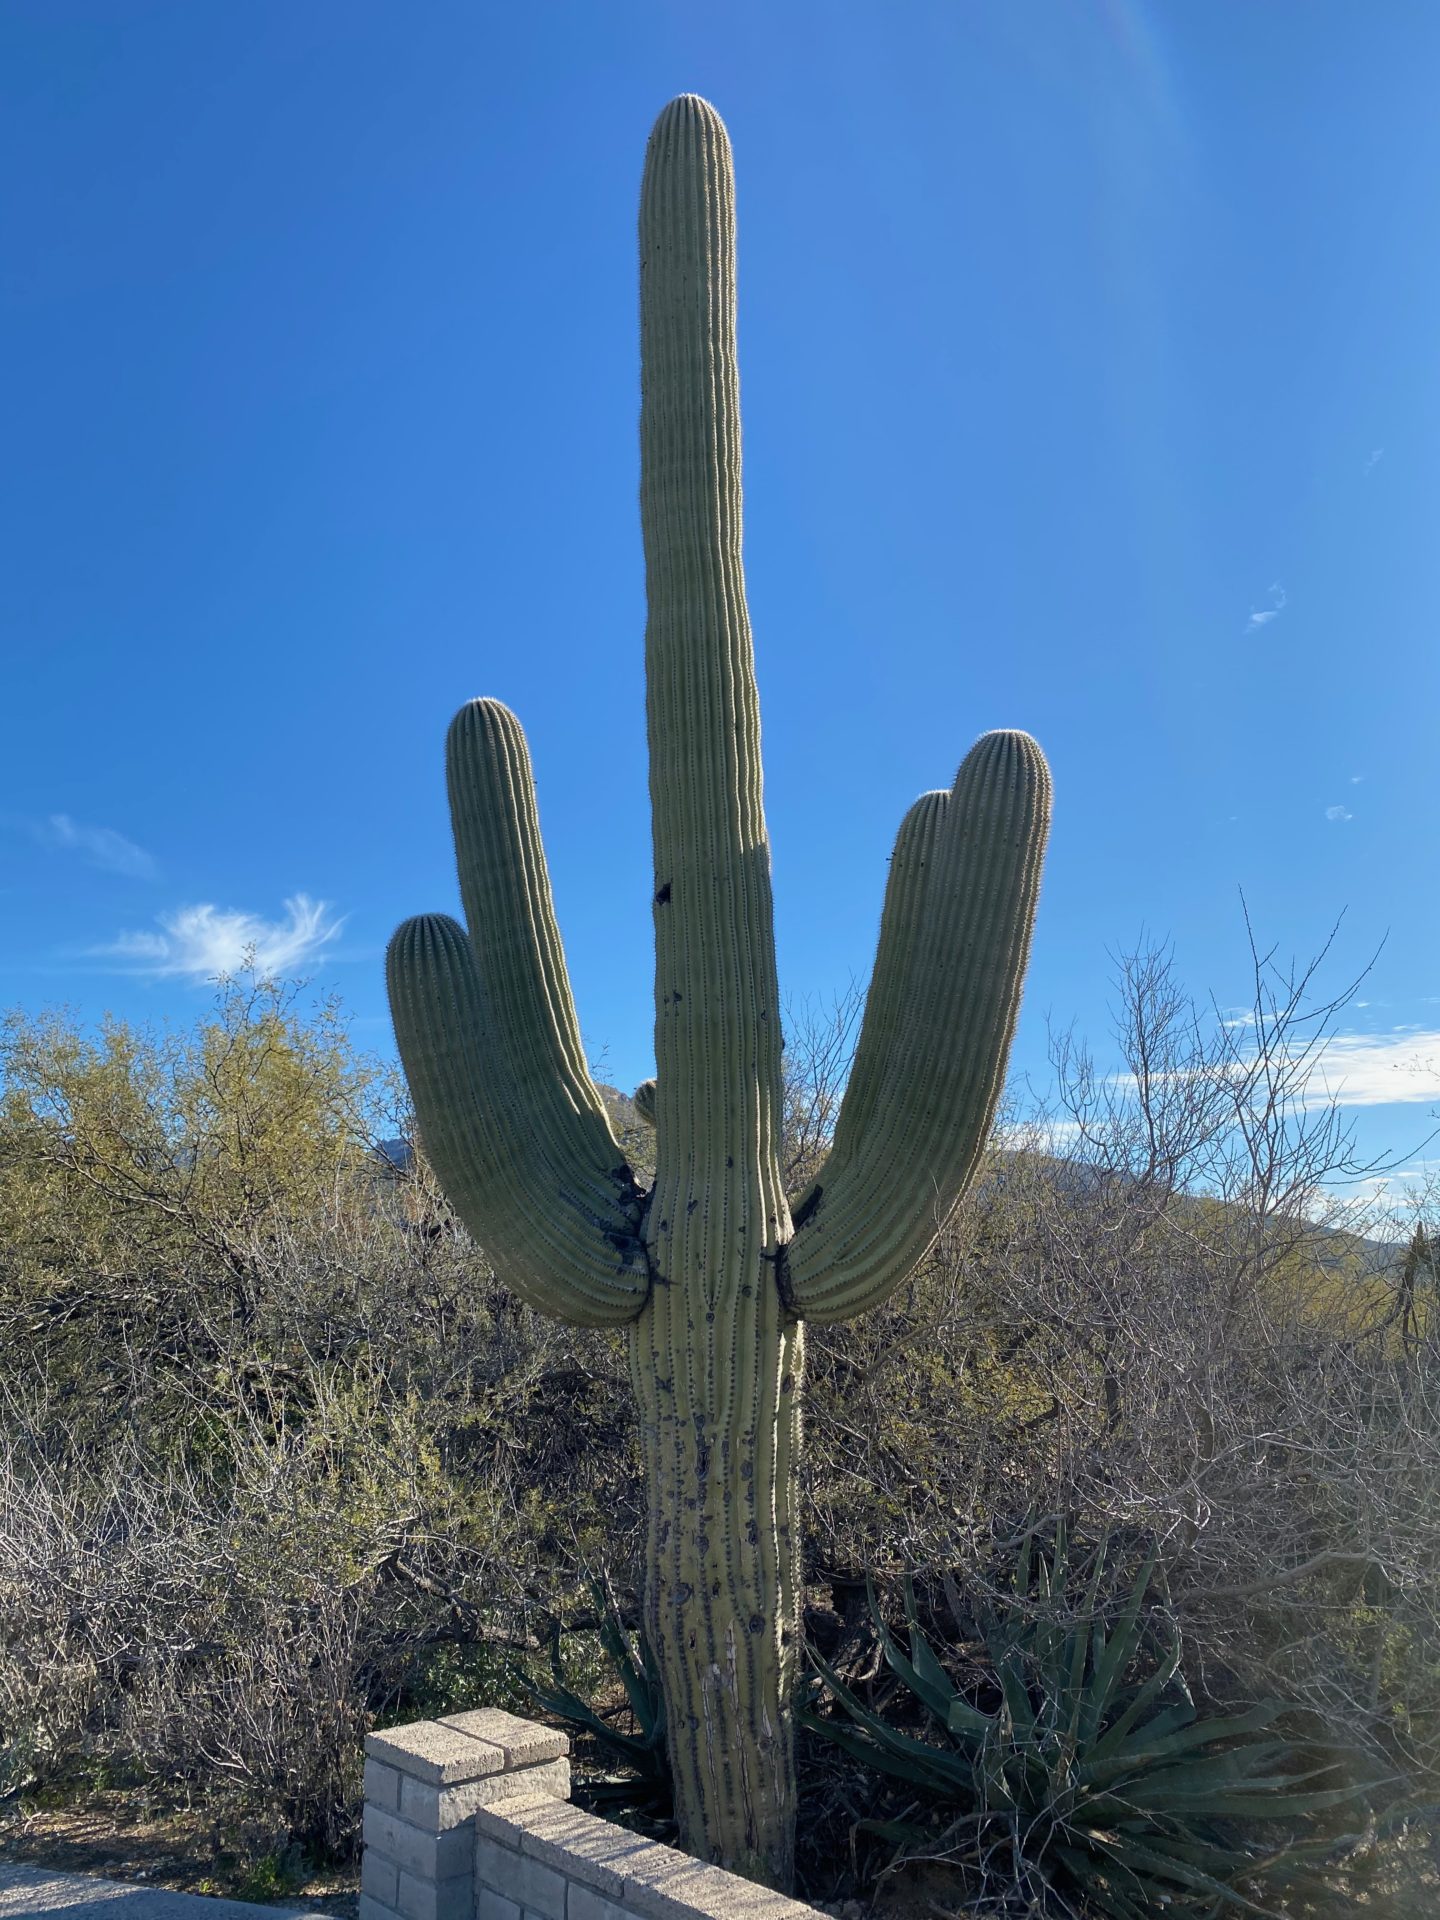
[387,913,647,1325]
[385,700,649,1328]
[387,916,647,1325]
[785,728,1051,1325]
[446,697,623,1158]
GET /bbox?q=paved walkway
[0,1864,328,1919]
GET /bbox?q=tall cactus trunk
[634,95,801,1885]
[630,1290,803,1885]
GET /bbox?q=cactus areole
[387,96,1051,1889]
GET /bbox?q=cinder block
[396,1864,474,1920]
[440,1707,569,1770]
[364,1803,473,1882]
[359,1894,401,1920]
[365,1756,404,1813]
[567,1889,634,1920]
[473,1800,545,1849]
[368,1718,507,1786]
[361,1846,401,1906]
[476,1891,522,1920]
[474,1830,520,1880]
[402,1758,570,1831]
[474,1833,566,1920]
[509,1796,650,1899]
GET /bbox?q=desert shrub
[0,943,1434,1890]
[0,981,637,1849]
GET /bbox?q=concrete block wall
[361,1706,570,1920]
[360,1708,819,1920]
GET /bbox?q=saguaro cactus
[387,95,1051,1889]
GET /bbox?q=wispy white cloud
[1349,774,1364,785]
[36,814,157,880]
[96,894,344,983]
[1247,583,1287,630]
[1108,1028,1440,1115]
[1296,1029,1440,1110]
[1324,804,1353,822]
[1362,447,1384,478]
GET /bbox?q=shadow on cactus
[517,1581,673,1832]
[800,1528,1376,1918]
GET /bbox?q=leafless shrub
[802,932,1440,1800]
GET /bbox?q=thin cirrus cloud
[36,813,158,880]
[1325,804,1353,823]
[1247,584,1287,630]
[1284,1028,1440,1111]
[1112,1028,1440,1113]
[95,894,345,983]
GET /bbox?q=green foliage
[230,1843,310,1904]
[801,1531,1374,1918]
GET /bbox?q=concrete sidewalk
[0,1864,329,1919]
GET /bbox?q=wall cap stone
[510,1796,655,1898]
[439,1707,570,1769]
[366,1717,507,1785]
[471,1795,818,1917]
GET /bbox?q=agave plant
[801,1530,1368,1918]
[519,1579,672,1824]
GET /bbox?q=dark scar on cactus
[655,881,672,904]
[771,1244,799,1316]
[789,1184,822,1232]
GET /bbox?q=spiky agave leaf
[804,1534,1375,1915]
[518,1583,671,1809]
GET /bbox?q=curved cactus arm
[385,698,649,1329]
[785,728,1051,1325]
[388,916,648,1325]
[632,1077,658,1127]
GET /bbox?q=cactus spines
[387,94,1051,1888]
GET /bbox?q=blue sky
[4,2,1437,1203]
